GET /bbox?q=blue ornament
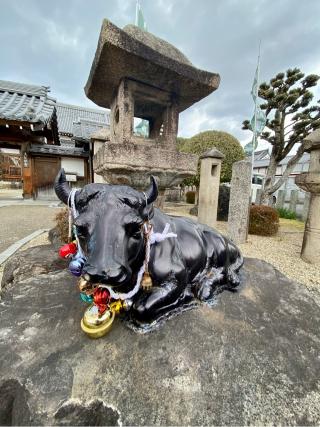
[69,254,86,277]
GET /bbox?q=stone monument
[84,20,220,203]
[228,160,252,244]
[295,129,320,264]
[198,148,224,228]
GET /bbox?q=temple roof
[28,143,89,157]
[56,102,109,136]
[72,117,108,142]
[0,80,56,125]
[85,20,220,112]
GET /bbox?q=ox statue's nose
[83,264,127,285]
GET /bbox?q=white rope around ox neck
[68,189,84,258]
[68,188,177,300]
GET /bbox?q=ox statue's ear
[144,175,158,205]
[54,168,71,205]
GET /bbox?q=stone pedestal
[228,160,252,244]
[198,148,224,228]
[295,130,320,264]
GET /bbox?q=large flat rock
[1,245,320,425]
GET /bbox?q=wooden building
[0,80,59,197]
[0,80,109,199]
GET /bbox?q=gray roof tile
[72,118,108,141]
[0,80,56,124]
[56,102,109,135]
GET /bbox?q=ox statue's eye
[126,222,142,239]
[75,224,87,238]
[132,229,142,239]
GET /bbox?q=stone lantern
[295,129,320,264]
[85,20,220,203]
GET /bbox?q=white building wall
[61,157,85,177]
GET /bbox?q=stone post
[301,192,311,222]
[255,189,262,205]
[198,148,224,228]
[289,190,298,213]
[295,130,320,264]
[276,190,285,209]
[228,160,252,244]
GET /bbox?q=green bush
[186,191,196,204]
[178,130,245,186]
[277,207,297,220]
[249,205,279,236]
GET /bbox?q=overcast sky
[1,0,320,148]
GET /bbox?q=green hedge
[277,207,297,220]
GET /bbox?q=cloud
[1,0,320,147]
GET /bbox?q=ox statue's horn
[54,168,71,205]
[145,175,158,205]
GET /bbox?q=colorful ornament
[93,288,110,315]
[80,293,93,303]
[69,255,86,277]
[59,242,77,259]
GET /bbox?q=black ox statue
[54,169,243,327]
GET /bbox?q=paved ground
[0,188,23,200]
[0,205,60,253]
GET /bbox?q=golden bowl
[80,304,115,339]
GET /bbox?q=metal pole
[135,0,139,26]
[251,41,261,185]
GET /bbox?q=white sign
[61,158,85,177]
[66,174,77,182]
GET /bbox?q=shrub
[55,208,69,243]
[178,130,245,185]
[186,191,196,204]
[249,205,279,236]
[277,207,297,220]
[217,185,230,221]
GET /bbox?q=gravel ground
[164,203,320,291]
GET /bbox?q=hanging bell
[110,300,124,314]
[141,271,153,291]
[81,304,115,339]
[78,277,92,293]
